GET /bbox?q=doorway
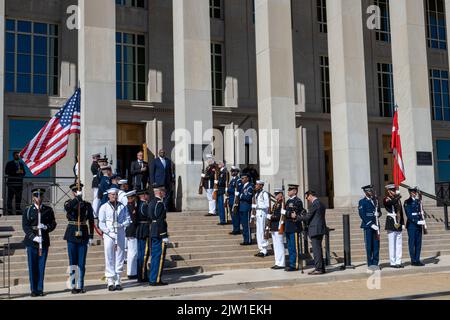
[117,123,146,179]
[324,132,334,208]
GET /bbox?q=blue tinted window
[6,33,15,52]
[34,36,47,55]
[17,74,31,93]
[17,20,32,33]
[5,73,15,92]
[33,75,47,94]
[34,56,47,74]
[33,22,47,35]
[6,19,15,31]
[17,34,31,54]
[5,53,15,73]
[17,54,31,73]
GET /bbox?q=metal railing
[1,176,75,215]
[436,182,450,203]
[400,183,449,231]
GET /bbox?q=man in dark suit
[5,152,26,215]
[297,190,327,275]
[150,149,173,210]
[130,151,149,191]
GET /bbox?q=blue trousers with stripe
[407,227,422,264]
[230,198,241,233]
[217,194,226,224]
[286,232,300,269]
[149,238,167,284]
[364,229,380,266]
[137,238,150,282]
[240,209,252,244]
[26,246,48,294]
[67,241,88,289]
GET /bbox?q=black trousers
[7,184,23,214]
[311,235,324,272]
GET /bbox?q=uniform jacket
[358,197,382,229]
[297,199,327,237]
[285,196,304,233]
[22,204,57,248]
[150,157,173,189]
[227,176,242,203]
[130,160,149,190]
[270,201,282,232]
[118,190,128,207]
[217,168,228,196]
[148,197,168,239]
[135,200,150,239]
[404,197,424,229]
[238,182,254,212]
[125,202,138,238]
[203,164,217,190]
[384,195,405,232]
[98,175,112,203]
[91,162,100,189]
[98,201,131,237]
[254,190,270,215]
[63,197,95,243]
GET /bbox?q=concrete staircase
[1,206,449,286]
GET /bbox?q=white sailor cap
[118,179,128,185]
[125,190,137,197]
[256,180,265,185]
[274,188,284,195]
[106,188,120,194]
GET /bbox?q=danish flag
[391,105,406,186]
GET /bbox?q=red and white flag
[391,105,406,186]
[20,88,81,176]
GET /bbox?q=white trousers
[271,232,285,267]
[103,231,126,286]
[256,211,268,254]
[387,231,403,266]
[126,237,138,276]
[206,189,216,214]
[92,188,100,218]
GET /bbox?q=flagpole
[76,84,82,238]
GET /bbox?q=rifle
[373,190,381,241]
[37,200,43,257]
[212,164,219,201]
[278,180,286,235]
[264,184,272,240]
[224,171,230,223]
[198,160,205,195]
[250,192,257,229]
[418,190,429,235]
[232,180,241,215]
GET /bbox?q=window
[210,0,223,19]
[116,32,146,101]
[115,0,145,8]
[377,63,395,117]
[317,0,327,33]
[211,42,224,107]
[5,19,59,95]
[320,56,330,113]
[429,69,450,121]
[426,0,447,49]
[437,140,450,182]
[374,0,391,42]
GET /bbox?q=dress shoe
[108,285,115,291]
[149,281,168,286]
[255,252,266,257]
[390,265,398,269]
[413,262,425,267]
[271,265,285,270]
[78,288,86,294]
[38,292,46,297]
[71,288,79,294]
[285,267,298,272]
[204,213,213,217]
[217,222,227,226]
[30,292,38,297]
[396,264,404,269]
[115,285,123,291]
[128,275,138,280]
[308,270,324,275]
[240,242,252,246]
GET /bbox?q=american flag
[391,105,406,187]
[20,88,81,176]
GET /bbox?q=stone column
[0,0,4,210]
[390,0,435,195]
[255,0,299,188]
[327,0,371,208]
[173,0,213,211]
[78,0,117,201]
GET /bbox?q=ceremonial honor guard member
[125,190,139,279]
[384,184,405,268]
[228,167,243,235]
[238,173,254,245]
[64,183,95,294]
[90,153,101,216]
[22,188,57,297]
[217,162,228,225]
[98,188,131,291]
[136,189,151,282]
[358,185,382,269]
[98,165,113,208]
[251,180,270,257]
[203,156,217,216]
[267,189,285,269]
[148,186,170,286]
[284,184,304,271]
[298,191,327,275]
[404,187,426,267]
[118,179,129,207]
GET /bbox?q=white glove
[214,180,219,184]
[266,214,272,220]
[371,224,379,231]
[113,222,119,229]
[76,191,82,197]
[387,213,396,219]
[374,212,380,218]
[201,174,206,178]
[417,221,426,226]
[251,215,256,220]
[33,236,42,244]
[281,209,286,215]
[109,232,117,240]
[251,204,257,209]
[235,191,239,196]
[38,223,48,230]
[88,239,94,247]
[162,238,169,244]
[402,225,406,230]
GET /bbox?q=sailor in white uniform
[118,179,129,207]
[251,180,270,257]
[98,188,131,291]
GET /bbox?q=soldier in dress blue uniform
[63,183,95,294]
[284,184,304,272]
[136,189,151,282]
[358,185,382,269]
[22,188,57,297]
[227,167,243,235]
[237,173,254,245]
[148,186,169,286]
[217,162,228,225]
[404,187,426,267]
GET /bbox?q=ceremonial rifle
[264,184,272,240]
[75,133,82,238]
[37,196,43,257]
[373,190,381,241]
[198,160,205,195]
[212,164,219,201]
[224,170,230,223]
[278,180,286,235]
[418,189,429,235]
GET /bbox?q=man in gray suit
[297,190,327,275]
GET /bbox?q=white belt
[411,213,419,216]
